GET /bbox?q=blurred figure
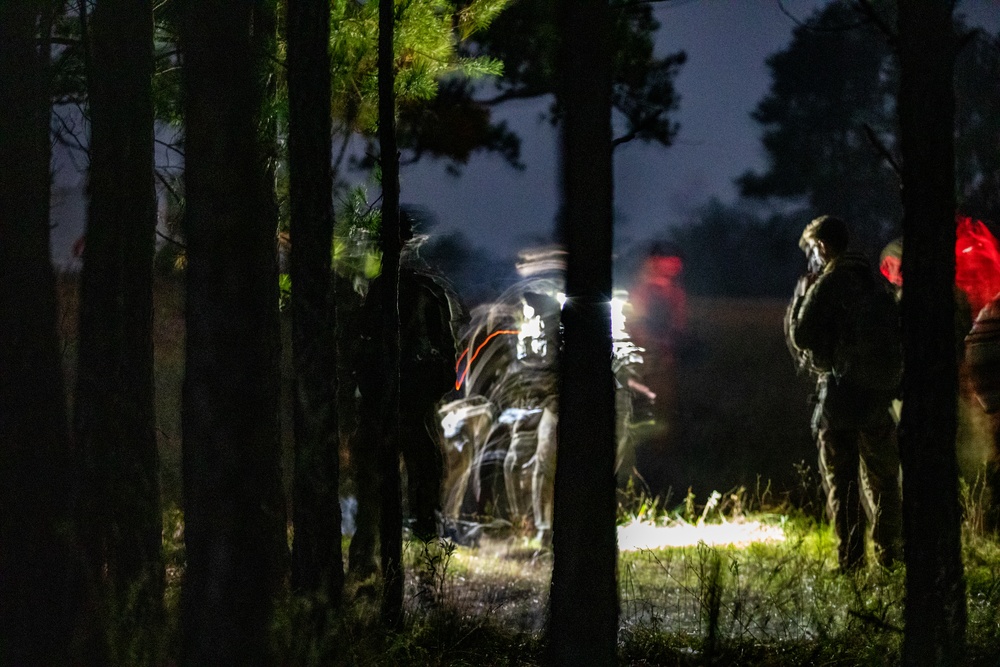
[954,217,1000,318]
[785,215,903,571]
[955,218,1000,532]
[439,246,644,544]
[879,218,995,355]
[628,243,687,456]
[349,224,467,576]
[611,289,648,487]
[967,295,1000,532]
[879,231,989,485]
[438,396,494,526]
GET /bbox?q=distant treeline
[422,199,811,305]
[664,199,811,299]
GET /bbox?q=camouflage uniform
[787,252,904,570]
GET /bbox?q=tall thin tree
[378,0,405,629]
[287,0,343,603]
[896,3,967,665]
[179,0,288,662]
[0,2,80,663]
[548,0,618,664]
[75,0,162,653]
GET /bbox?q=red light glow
[956,216,1000,316]
[648,255,684,280]
[879,255,903,288]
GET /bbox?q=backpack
[397,268,470,394]
[833,261,903,391]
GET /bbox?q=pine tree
[75,1,162,657]
[179,1,288,661]
[287,0,343,603]
[548,0,618,663]
[0,2,81,662]
[896,3,968,664]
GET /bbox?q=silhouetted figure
[786,215,903,570]
[966,294,1000,533]
[348,235,465,577]
[628,243,687,457]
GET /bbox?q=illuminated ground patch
[616,519,787,551]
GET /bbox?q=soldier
[628,243,687,457]
[348,225,466,576]
[786,215,904,571]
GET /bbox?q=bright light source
[610,296,628,340]
[617,520,787,551]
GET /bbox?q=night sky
[401,0,1000,258]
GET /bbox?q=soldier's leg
[817,426,865,571]
[859,414,903,566]
[442,437,473,521]
[441,409,490,520]
[398,399,444,542]
[503,436,526,522]
[348,396,380,578]
[615,385,636,487]
[532,407,558,545]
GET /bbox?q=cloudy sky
[400,0,1000,259]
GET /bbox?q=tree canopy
[472,0,686,148]
[739,2,1000,254]
[737,2,899,253]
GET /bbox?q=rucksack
[394,268,471,396]
[832,261,903,391]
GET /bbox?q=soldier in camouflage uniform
[786,215,904,571]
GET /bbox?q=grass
[252,484,1000,665]
[196,491,982,665]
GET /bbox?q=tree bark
[179,1,288,662]
[287,0,343,603]
[548,0,618,664]
[896,4,967,665]
[75,0,162,653]
[378,0,404,630]
[0,2,80,663]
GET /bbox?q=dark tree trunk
[287,0,343,603]
[548,0,618,664]
[378,0,404,630]
[0,3,80,663]
[179,1,288,663]
[75,0,162,653]
[896,4,967,665]
[253,0,291,584]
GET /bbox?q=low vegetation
[146,484,1000,666]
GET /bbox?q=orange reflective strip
[455,329,519,390]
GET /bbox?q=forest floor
[240,495,1000,666]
